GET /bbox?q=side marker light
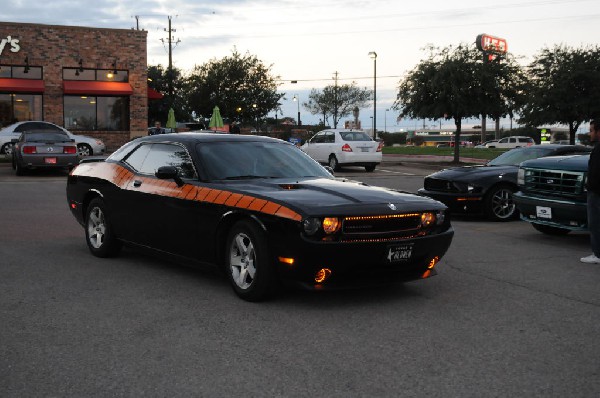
[315,268,332,283]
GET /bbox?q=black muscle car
[418,144,590,221]
[66,133,454,301]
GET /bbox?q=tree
[394,44,484,163]
[183,50,284,127]
[147,64,188,126]
[394,44,524,162]
[304,82,372,128]
[519,45,600,144]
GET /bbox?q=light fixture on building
[107,60,118,78]
[75,59,84,76]
[24,56,30,74]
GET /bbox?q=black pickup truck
[514,154,589,235]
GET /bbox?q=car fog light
[322,217,340,234]
[315,268,332,283]
[303,218,320,235]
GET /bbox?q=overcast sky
[4,0,599,129]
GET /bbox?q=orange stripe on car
[81,163,302,221]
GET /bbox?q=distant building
[0,21,150,150]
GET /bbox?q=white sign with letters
[0,36,21,55]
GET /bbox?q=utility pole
[333,71,338,128]
[161,16,180,100]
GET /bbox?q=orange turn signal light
[278,257,295,265]
[315,268,332,283]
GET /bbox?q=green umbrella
[209,106,224,130]
[166,107,177,131]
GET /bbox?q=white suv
[300,129,383,172]
[486,136,534,149]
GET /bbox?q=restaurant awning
[148,87,164,99]
[63,81,133,95]
[0,78,45,93]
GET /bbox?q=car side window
[499,138,508,143]
[326,132,335,143]
[138,143,197,179]
[15,122,36,132]
[311,133,324,144]
[124,144,152,171]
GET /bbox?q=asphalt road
[1,162,599,397]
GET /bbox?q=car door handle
[133,180,142,187]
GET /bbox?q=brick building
[0,21,149,150]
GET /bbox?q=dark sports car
[66,133,454,301]
[417,144,590,221]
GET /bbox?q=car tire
[14,159,24,176]
[328,155,340,171]
[225,219,276,302]
[531,223,570,235]
[77,143,92,157]
[365,164,376,172]
[85,198,122,257]
[484,184,518,221]
[1,143,13,155]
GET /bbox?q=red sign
[476,34,507,54]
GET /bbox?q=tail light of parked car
[22,145,37,154]
[341,143,353,152]
[63,146,77,154]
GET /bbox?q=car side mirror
[156,165,184,187]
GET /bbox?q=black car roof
[136,132,287,145]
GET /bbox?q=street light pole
[293,95,301,126]
[368,52,377,139]
[384,108,389,133]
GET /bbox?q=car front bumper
[513,191,588,230]
[417,188,484,215]
[271,227,454,290]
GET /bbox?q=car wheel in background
[85,198,122,257]
[531,223,571,235]
[328,155,340,171]
[484,184,518,221]
[77,143,92,156]
[225,220,276,302]
[365,164,376,172]
[1,143,13,155]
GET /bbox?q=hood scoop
[279,183,303,190]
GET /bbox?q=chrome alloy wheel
[87,206,107,249]
[229,232,256,290]
[490,187,515,220]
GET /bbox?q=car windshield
[487,147,553,166]
[23,132,71,142]
[196,141,333,180]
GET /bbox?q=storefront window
[63,68,95,80]
[0,93,43,128]
[12,66,43,80]
[64,95,129,131]
[0,65,10,78]
[97,69,129,82]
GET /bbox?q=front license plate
[387,243,414,263]
[536,206,552,219]
[45,157,57,164]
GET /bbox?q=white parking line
[378,169,416,176]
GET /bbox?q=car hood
[426,164,516,182]
[221,177,446,216]
[520,154,590,171]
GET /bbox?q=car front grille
[523,168,585,197]
[424,177,463,193]
[339,213,427,242]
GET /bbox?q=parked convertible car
[66,133,454,301]
[0,121,105,157]
[12,130,79,175]
[418,144,590,221]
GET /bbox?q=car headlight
[517,168,525,185]
[303,218,321,235]
[302,217,341,235]
[420,212,435,227]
